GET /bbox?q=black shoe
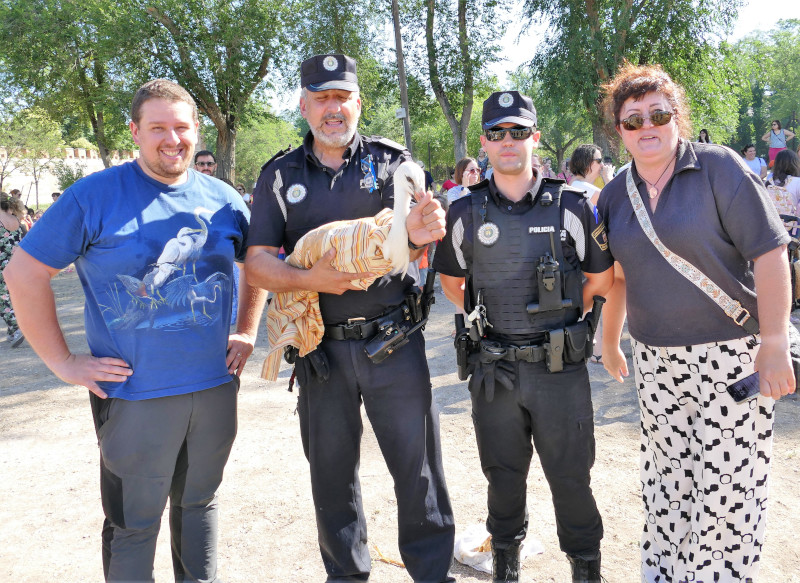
[568,551,602,583]
[491,540,521,582]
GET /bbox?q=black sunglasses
[484,126,533,141]
[619,110,674,131]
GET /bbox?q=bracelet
[407,239,426,250]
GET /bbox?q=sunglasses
[593,158,603,164]
[195,161,216,167]
[465,168,480,174]
[619,110,674,131]
[484,127,533,141]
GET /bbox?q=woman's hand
[603,344,629,382]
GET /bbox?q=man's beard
[312,113,357,149]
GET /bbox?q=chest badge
[360,154,378,193]
[477,222,500,246]
[286,184,307,204]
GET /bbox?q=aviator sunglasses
[619,110,674,131]
[484,126,534,141]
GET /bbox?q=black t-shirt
[433,175,614,281]
[248,131,417,325]
[597,140,790,346]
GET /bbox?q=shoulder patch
[260,146,292,172]
[367,136,409,154]
[591,222,609,251]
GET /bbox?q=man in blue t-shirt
[4,79,267,582]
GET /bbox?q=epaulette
[365,135,408,154]
[260,147,292,172]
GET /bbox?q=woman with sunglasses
[569,144,607,208]
[446,156,481,205]
[762,120,795,164]
[597,63,794,583]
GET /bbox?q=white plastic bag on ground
[453,524,545,574]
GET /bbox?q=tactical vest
[469,182,583,338]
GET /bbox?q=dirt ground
[1,269,799,582]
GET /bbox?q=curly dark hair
[601,62,691,139]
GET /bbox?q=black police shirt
[249,131,417,325]
[433,175,614,281]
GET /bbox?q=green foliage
[730,20,800,155]
[0,0,141,166]
[234,111,303,189]
[70,137,98,151]
[522,0,744,151]
[52,161,88,191]
[510,69,593,166]
[131,0,296,181]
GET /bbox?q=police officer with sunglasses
[433,91,614,583]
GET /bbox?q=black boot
[568,551,602,583]
[491,540,521,582]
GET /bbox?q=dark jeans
[470,360,603,557]
[296,332,455,583]
[90,378,238,582]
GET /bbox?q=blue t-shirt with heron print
[21,161,249,400]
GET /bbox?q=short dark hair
[194,150,216,163]
[569,144,601,178]
[772,149,800,187]
[602,62,691,138]
[131,79,198,125]
[741,144,756,155]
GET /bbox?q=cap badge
[322,56,338,71]
[498,93,514,108]
[286,183,307,204]
[477,222,500,246]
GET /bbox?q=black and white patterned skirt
[632,336,774,583]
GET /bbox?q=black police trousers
[470,359,603,557]
[296,331,455,582]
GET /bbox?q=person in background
[557,158,572,183]
[742,143,768,179]
[477,147,489,180]
[569,145,605,208]
[1,196,25,347]
[600,62,793,583]
[540,157,555,178]
[235,183,251,204]
[696,128,712,143]
[51,192,61,202]
[417,159,436,192]
[194,149,218,176]
[763,120,795,164]
[446,157,481,205]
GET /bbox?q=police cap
[301,54,359,92]
[482,91,537,129]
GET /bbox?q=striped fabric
[261,208,400,380]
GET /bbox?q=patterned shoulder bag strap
[624,170,760,335]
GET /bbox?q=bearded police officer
[433,91,614,583]
[245,54,455,582]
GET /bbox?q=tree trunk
[425,0,473,165]
[215,121,236,183]
[592,115,619,159]
[392,0,413,156]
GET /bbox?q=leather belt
[324,305,410,341]
[480,341,546,363]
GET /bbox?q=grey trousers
[90,378,238,583]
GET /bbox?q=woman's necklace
[640,152,677,199]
